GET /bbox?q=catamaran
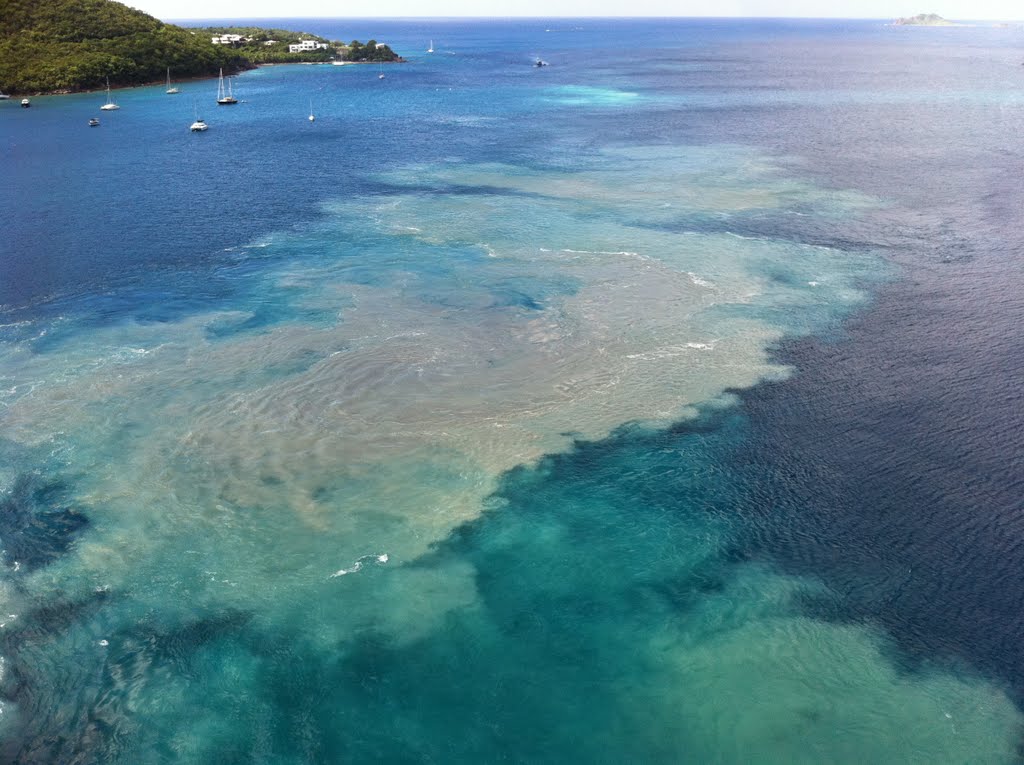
[190,101,208,131]
[100,77,120,110]
[216,69,237,105]
[166,68,179,94]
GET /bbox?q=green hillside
[0,0,248,94]
[193,26,337,64]
[193,26,404,65]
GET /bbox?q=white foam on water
[687,272,715,288]
[330,553,390,578]
[561,248,642,257]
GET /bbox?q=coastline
[7,59,405,97]
[8,64,255,98]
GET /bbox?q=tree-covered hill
[0,0,248,94]
[192,26,340,64]
[192,27,403,65]
[342,40,402,63]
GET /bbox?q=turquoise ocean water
[2,18,1024,763]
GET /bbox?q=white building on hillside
[211,34,246,45]
[289,40,329,53]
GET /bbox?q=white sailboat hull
[101,78,119,109]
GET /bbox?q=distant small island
[892,13,956,26]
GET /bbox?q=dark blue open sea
[2,17,1024,763]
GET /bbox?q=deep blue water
[2,17,1024,763]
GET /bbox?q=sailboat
[427,39,434,53]
[166,68,179,94]
[308,99,315,122]
[216,69,237,105]
[378,61,385,80]
[190,100,208,131]
[100,77,120,110]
